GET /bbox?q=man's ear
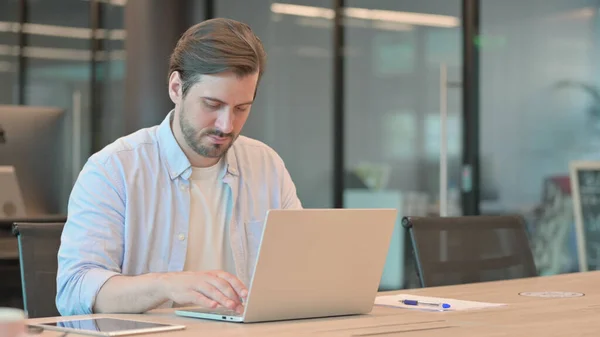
[168,71,183,104]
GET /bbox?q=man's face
[170,71,258,160]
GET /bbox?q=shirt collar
[157,110,239,180]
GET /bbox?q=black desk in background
[0,214,67,258]
[0,214,67,231]
[0,214,66,259]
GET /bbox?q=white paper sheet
[375,293,507,312]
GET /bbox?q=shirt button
[180,185,187,191]
[178,233,186,241]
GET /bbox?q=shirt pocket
[244,219,265,275]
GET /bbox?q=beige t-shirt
[183,159,236,275]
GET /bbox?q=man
[56,18,302,316]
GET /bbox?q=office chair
[402,215,537,288]
[0,214,67,230]
[12,222,65,318]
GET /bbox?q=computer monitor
[0,166,27,218]
[0,105,68,216]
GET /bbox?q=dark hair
[169,18,266,97]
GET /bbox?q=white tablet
[29,317,185,336]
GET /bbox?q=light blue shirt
[56,111,302,316]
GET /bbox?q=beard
[179,108,237,158]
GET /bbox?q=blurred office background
[1,0,599,300]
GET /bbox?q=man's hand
[160,271,248,314]
[93,270,248,314]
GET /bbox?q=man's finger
[206,276,242,307]
[186,292,218,309]
[195,282,238,310]
[214,271,248,298]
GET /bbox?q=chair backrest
[12,222,64,318]
[402,215,537,288]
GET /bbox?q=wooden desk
[28,271,600,336]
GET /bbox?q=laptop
[175,208,397,323]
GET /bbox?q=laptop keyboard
[194,307,242,317]
[215,308,241,316]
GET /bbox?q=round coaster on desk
[519,291,585,298]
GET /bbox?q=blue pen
[400,299,451,309]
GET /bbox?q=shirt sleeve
[280,162,303,210]
[56,156,125,316]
